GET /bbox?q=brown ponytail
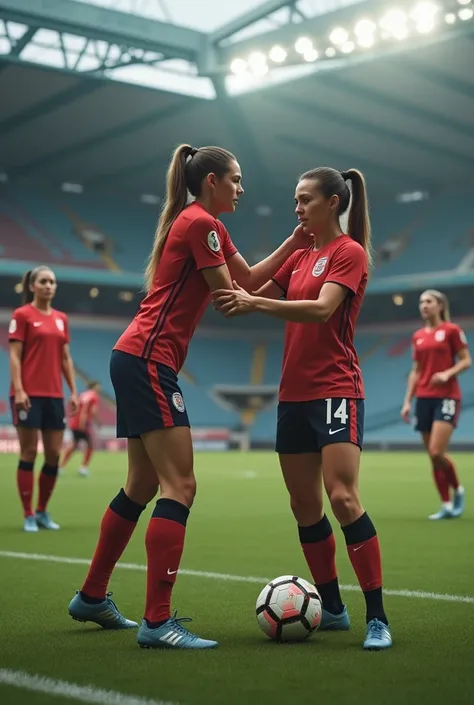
[299,166,373,268]
[22,265,53,304]
[144,143,236,292]
[344,168,373,268]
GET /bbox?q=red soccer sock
[17,460,34,517]
[37,464,59,513]
[299,515,343,615]
[83,446,93,467]
[144,499,190,626]
[82,489,145,600]
[443,458,460,491]
[61,445,75,468]
[433,469,450,502]
[342,513,387,624]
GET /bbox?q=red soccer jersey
[70,389,99,430]
[273,235,367,402]
[115,202,238,372]
[413,322,468,400]
[8,304,69,398]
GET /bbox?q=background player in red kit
[214,167,392,651]
[401,290,471,520]
[68,144,312,648]
[61,381,101,477]
[9,265,78,532]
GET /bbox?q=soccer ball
[256,575,322,642]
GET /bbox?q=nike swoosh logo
[353,545,364,552]
[33,322,43,327]
[328,427,345,435]
[292,269,301,275]
[167,569,178,575]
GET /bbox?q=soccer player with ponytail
[9,266,78,532]
[68,144,312,648]
[214,167,393,650]
[401,290,471,520]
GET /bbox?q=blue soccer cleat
[319,605,351,631]
[68,591,138,630]
[363,618,393,651]
[137,612,218,650]
[452,488,465,518]
[429,504,453,521]
[35,511,60,530]
[23,515,38,533]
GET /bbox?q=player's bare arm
[9,340,30,411]
[430,346,471,386]
[213,280,348,322]
[62,343,79,413]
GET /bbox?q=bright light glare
[341,41,355,53]
[325,47,337,57]
[457,0,471,5]
[410,2,439,23]
[303,48,319,62]
[459,7,474,19]
[358,34,375,48]
[269,45,287,63]
[380,9,407,32]
[444,12,456,23]
[330,27,349,45]
[248,52,266,68]
[355,19,377,35]
[295,37,313,54]
[230,58,247,75]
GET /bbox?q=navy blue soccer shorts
[10,396,65,431]
[72,430,92,444]
[276,398,364,454]
[414,397,460,433]
[110,350,190,439]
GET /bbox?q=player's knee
[289,493,323,524]
[125,477,159,506]
[20,447,37,463]
[428,447,445,467]
[178,475,197,508]
[44,451,61,467]
[328,486,360,524]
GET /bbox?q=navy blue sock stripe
[109,488,145,523]
[341,512,377,546]
[41,463,59,477]
[151,498,189,527]
[298,514,333,544]
[19,460,34,471]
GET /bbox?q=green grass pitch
[0,450,473,705]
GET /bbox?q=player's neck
[194,195,220,218]
[312,224,343,250]
[425,317,442,329]
[31,300,52,314]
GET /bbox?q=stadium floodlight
[247,51,268,76]
[392,294,404,306]
[230,58,248,75]
[295,37,313,54]
[410,1,440,32]
[355,19,377,36]
[457,0,471,5]
[303,48,319,61]
[269,45,288,63]
[380,8,409,39]
[459,7,474,19]
[329,27,350,45]
[325,47,337,57]
[341,40,355,53]
[445,12,456,22]
[89,288,99,298]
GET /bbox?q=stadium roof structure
[0,0,474,200]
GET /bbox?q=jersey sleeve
[186,217,227,270]
[221,226,238,260]
[63,314,71,344]
[8,308,28,343]
[325,242,367,295]
[450,325,468,355]
[272,252,298,294]
[412,334,420,361]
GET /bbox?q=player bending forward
[401,290,471,520]
[214,167,392,651]
[61,382,101,477]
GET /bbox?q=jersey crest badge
[55,318,64,332]
[312,257,328,277]
[172,392,186,413]
[434,330,445,342]
[207,231,221,252]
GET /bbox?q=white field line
[1,550,473,605]
[0,669,177,705]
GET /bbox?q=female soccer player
[9,265,78,532]
[61,381,101,477]
[401,290,471,520]
[213,167,392,651]
[68,144,312,649]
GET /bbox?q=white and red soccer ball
[256,575,322,642]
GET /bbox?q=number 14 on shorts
[325,398,348,427]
